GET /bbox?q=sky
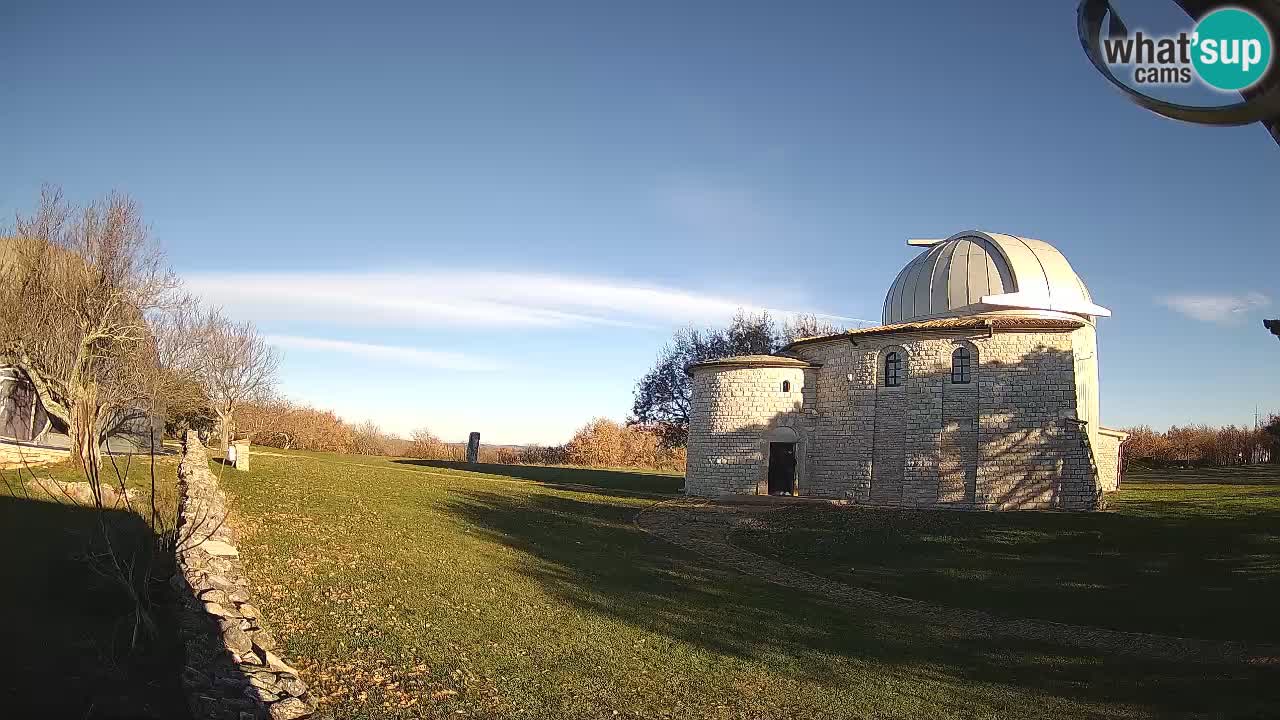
[4,0,1277,444]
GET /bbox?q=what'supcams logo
[1101,7,1272,90]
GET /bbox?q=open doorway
[767,442,796,495]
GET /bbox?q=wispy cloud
[266,334,505,372]
[1159,291,1271,324]
[186,270,860,331]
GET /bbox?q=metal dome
[881,231,1110,325]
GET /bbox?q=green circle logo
[1191,8,1273,91]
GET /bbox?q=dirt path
[635,498,1279,665]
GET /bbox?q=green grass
[732,464,1280,643]
[218,452,1280,719]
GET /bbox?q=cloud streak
[1159,291,1271,324]
[266,334,505,372]
[186,269,862,331]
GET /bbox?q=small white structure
[685,231,1127,511]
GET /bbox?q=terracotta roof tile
[785,315,1086,348]
[686,354,819,375]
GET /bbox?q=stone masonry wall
[973,331,1095,510]
[0,440,69,469]
[686,366,810,496]
[1095,431,1124,492]
[687,326,1106,510]
[175,432,316,720]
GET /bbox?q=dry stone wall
[175,432,316,720]
[687,326,1115,510]
[0,441,68,469]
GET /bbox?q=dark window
[952,347,972,384]
[781,380,791,393]
[884,351,901,387]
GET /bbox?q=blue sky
[5,0,1277,444]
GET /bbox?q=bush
[565,418,685,471]
[237,399,355,453]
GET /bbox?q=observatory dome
[881,231,1110,325]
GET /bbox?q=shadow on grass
[731,500,1280,643]
[0,495,191,719]
[1126,464,1280,486]
[441,488,1280,718]
[394,458,684,495]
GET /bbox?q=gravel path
[635,497,1279,665]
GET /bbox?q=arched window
[884,351,902,387]
[952,347,972,384]
[781,380,791,393]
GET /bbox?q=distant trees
[1122,421,1276,467]
[398,419,684,470]
[630,311,840,447]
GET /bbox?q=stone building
[685,231,1128,511]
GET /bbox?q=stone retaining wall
[174,431,316,720]
[0,440,69,469]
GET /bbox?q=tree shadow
[0,495,191,719]
[440,487,1280,717]
[731,495,1280,643]
[394,458,684,495]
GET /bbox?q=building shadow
[438,487,1279,717]
[0,494,192,719]
[393,458,684,496]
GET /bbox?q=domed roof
[882,231,1110,325]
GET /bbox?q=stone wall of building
[972,330,1096,510]
[1095,429,1126,492]
[685,365,810,496]
[175,432,316,720]
[686,325,1107,510]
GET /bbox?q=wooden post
[466,432,480,464]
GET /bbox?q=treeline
[236,398,687,471]
[1123,419,1278,468]
[403,419,686,471]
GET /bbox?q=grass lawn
[218,451,1279,719]
[733,464,1280,643]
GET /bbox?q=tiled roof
[785,315,1086,348]
[686,354,819,375]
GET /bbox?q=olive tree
[1,186,178,472]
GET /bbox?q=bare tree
[1,186,178,473]
[200,313,279,451]
[780,313,842,344]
